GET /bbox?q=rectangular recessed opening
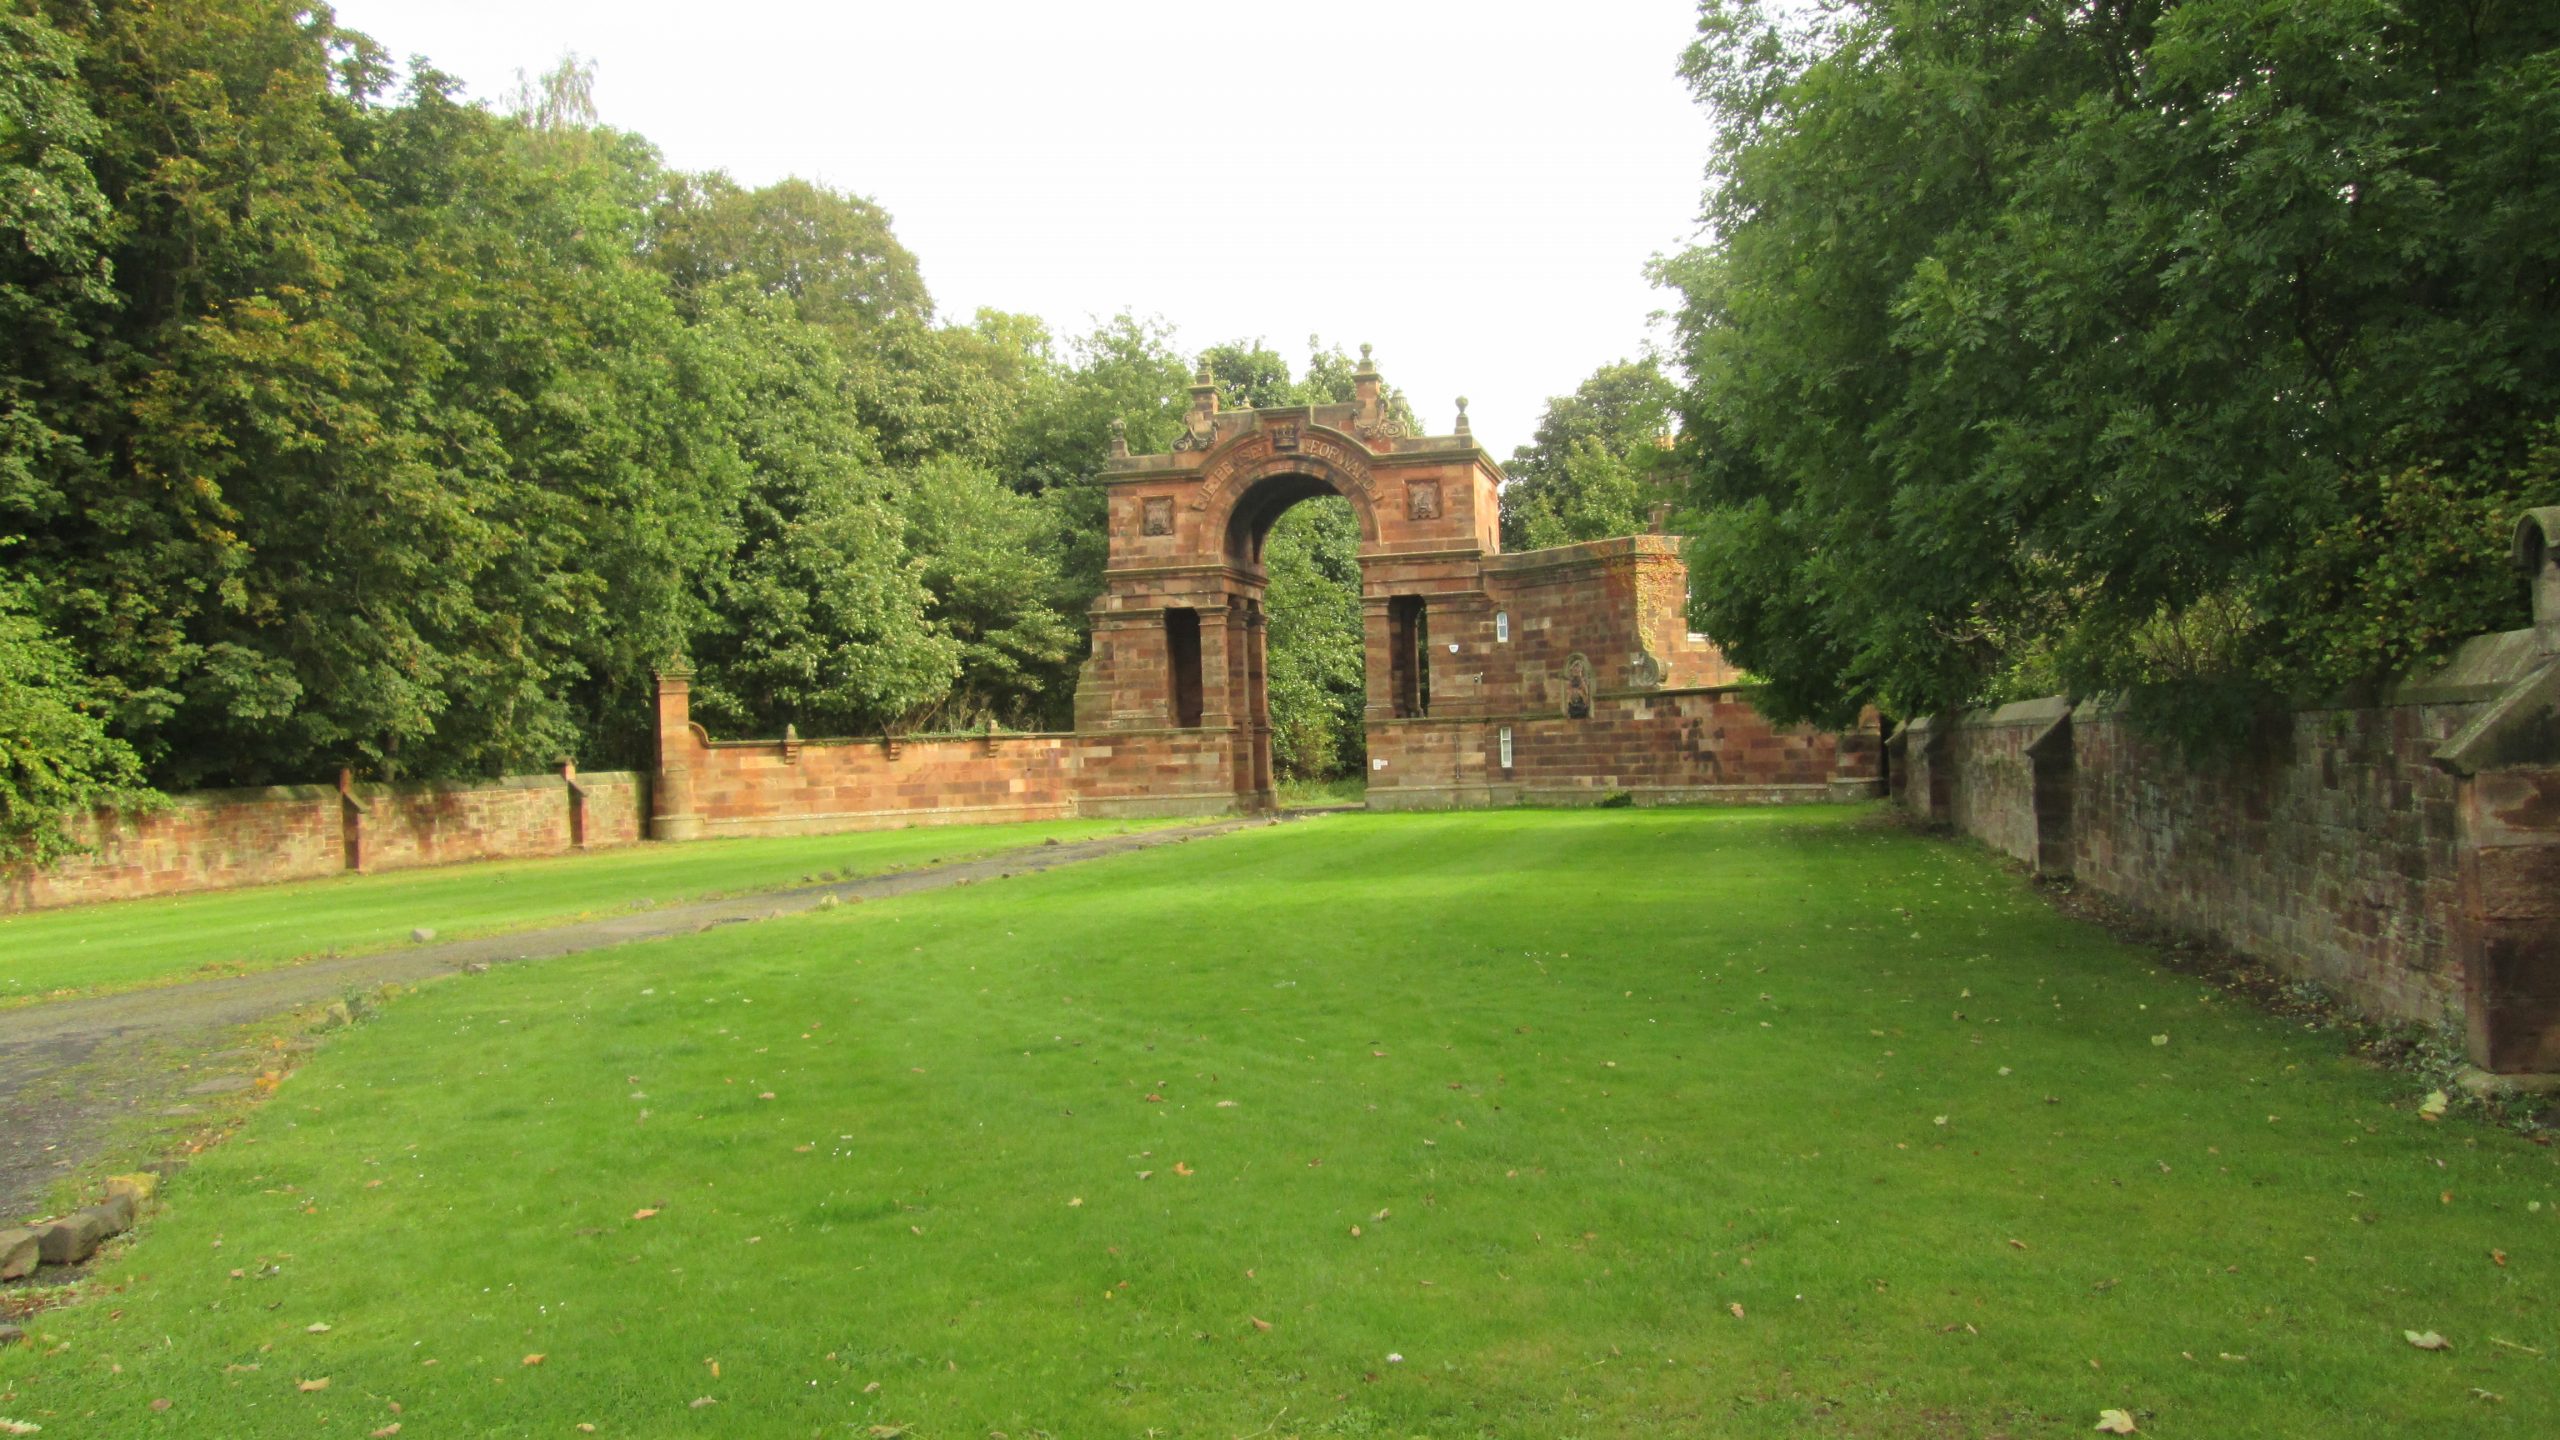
[1165,607,1203,728]
[1389,595,1431,719]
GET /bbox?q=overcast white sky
[328,0,1715,454]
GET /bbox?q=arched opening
[1257,492,1367,805]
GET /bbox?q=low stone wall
[1912,699,2473,1025]
[2,768,647,912]
[1367,687,1878,810]
[1893,605,2560,1074]
[677,732,1079,838]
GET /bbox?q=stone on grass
[91,1194,136,1234]
[410,927,436,943]
[35,1210,107,1265]
[0,1322,24,1347]
[0,1228,37,1280]
[106,1172,158,1206]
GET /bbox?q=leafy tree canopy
[1663,0,2560,738]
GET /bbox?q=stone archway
[1070,348,1501,813]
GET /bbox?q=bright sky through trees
[326,0,1712,451]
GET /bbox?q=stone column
[650,666,704,842]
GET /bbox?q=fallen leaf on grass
[150,1400,171,1412]
[521,1353,545,1367]
[1067,1197,1083,1207]
[306,1322,331,1333]
[632,1208,659,1221]
[1173,1163,1194,1177]
[2490,1248,2507,1267]
[2404,1330,2452,1351]
[2095,1409,2138,1434]
[298,1378,331,1392]
[2419,1090,2449,1119]
[1349,1225,1362,1238]
[1728,1303,1745,1319]
[1250,1317,1273,1332]
[2150,1035,2168,1048]
[2007,1239,2030,1250]
[0,1421,41,1436]
[689,1396,716,1409]
[368,1426,401,1438]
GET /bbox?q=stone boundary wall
[1892,556,2560,1078]
[1368,686,1879,811]
[2,768,647,912]
[1908,699,2475,1026]
[677,732,1080,838]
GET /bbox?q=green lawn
[3,807,2553,1437]
[0,818,1169,1006]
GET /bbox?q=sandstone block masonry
[3,765,645,912]
[1894,507,2560,1078]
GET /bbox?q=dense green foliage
[1501,358,1680,551]
[8,808,2552,1435]
[0,1,1301,859]
[1664,0,2560,735]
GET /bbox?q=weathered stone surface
[35,1210,107,1264]
[90,1194,136,1235]
[105,1172,158,1206]
[2,770,646,913]
[410,926,437,943]
[0,1321,24,1347]
[0,1227,38,1279]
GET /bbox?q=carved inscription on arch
[1190,432,1378,513]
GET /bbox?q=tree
[685,286,956,739]
[1262,498,1367,778]
[1663,0,2560,737]
[649,172,930,333]
[0,576,149,867]
[895,457,1081,731]
[1502,359,1678,549]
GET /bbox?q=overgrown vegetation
[3,808,2549,1435]
[1661,0,2560,739]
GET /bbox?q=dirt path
[0,817,1269,1221]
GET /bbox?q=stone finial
[2517,507,2560,649]
[1453,396,1471,438]
[1356,342,1377,373]
[1108,417,1129,458]
[1174,358,1221,451]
